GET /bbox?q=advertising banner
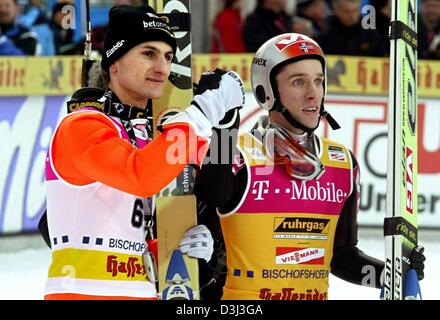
[191,54,440,98]
[0,57,82,96]
[1,56,440,97]
[0,96,67,234]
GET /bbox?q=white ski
[384,0,420,300]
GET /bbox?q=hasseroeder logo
[106,40,125,58]
[259,288,327,300]
[275,247,325,265]
[107,255,146,278]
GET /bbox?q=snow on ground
[0,229,438,300]
[0,247,50,300]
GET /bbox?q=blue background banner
[0,96,67,234]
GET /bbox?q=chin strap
[321,109,341,130]
[273,100,341,133]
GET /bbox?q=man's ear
[109,63,117,74]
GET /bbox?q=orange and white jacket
[44,104,208,300]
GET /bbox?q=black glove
[410,245,426,280]
[194,68,227,95]
[192,68,244,129]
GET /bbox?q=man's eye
[315,78,324,85]
[143,51,154,57]
[293,79,304,86]
[165,55,173,63]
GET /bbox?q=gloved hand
[192,69,244,126]
[192,69,242,130]
[410,245,425,280]
[179,224,214,262]
[161,69,245,137]
[193,68,227,96]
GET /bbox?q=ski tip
[165,250,191,282]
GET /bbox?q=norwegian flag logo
[299,43,314,53]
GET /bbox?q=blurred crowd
[213,0,440,59]
[1,0,439,59]
[0,0,141,56]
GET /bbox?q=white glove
[192,70,245,126]
[161,71,245,138]
[179,224,214,262]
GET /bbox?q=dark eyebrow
[287,72,324,80]
[139,45,173,56]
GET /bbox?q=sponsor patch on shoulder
[327,145,346,162]
[67,101,104,113]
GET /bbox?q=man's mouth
[146,78,164,83]
[302,107,318,113]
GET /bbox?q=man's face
[109,41,174,108]
[274,59,324,134]
[305,0,327,21]
[334,0,360,27]
[263,0,287,13]
[421,0,440,26]
[0,0,18,25]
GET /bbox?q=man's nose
[154,56,170,75]
[306,82,319,100]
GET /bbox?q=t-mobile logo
[252,180,270,200]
